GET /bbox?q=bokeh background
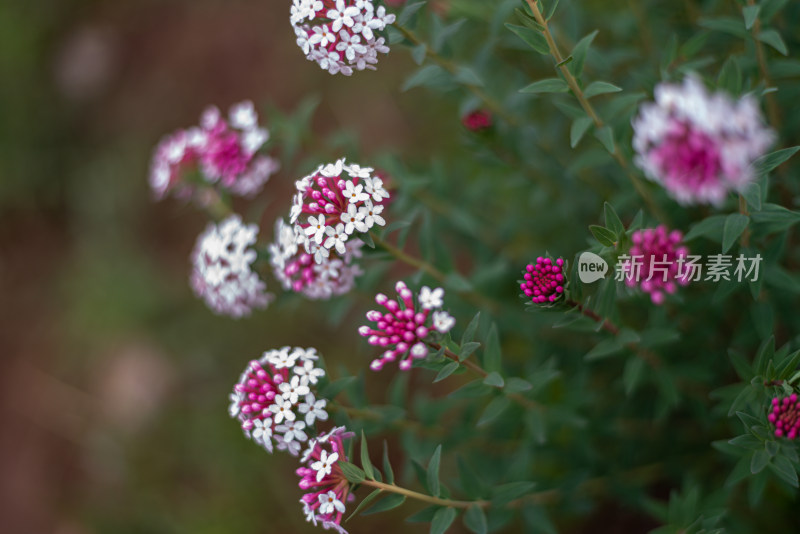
[0,1,464,532]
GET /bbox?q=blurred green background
[0,1,466,532]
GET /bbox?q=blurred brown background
[0,1,462,533]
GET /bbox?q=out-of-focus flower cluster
[269,219,364,300]
[291,0,395,75]
[619,226,692,305]
[150,100,279,201]
[633,76,774,206]
[290,158,388,265]
[229,347,328,456]
[769,393,800,440]
[297,426,354,534]
[190,215,272,317]
[359,281,455,371]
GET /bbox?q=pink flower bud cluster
[520,257,565,304]
[290,158,388,265]
[769,394,800,440]
[620,226,692,305]
[149,100,279,201]
[190,215,272,318]
[297,427,355,534]
[462,109,492,131]
[269,219,364,300]
[291,0,395,75]
[633,76,774,206]
[229,347,327,456]
[359,281,455,371]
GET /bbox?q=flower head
[190,215,272,317]
[150,100,278,201]
[229,347,326,455]
[269,218,364,300]
[462,109,492,131]
[291,0,395,75]
[297,427,356,532]
[620,226,692,305]
[769,394,800,440]
[520,257,566,305]
[632,76,774,206]
[289,158,387,266]
[359,281,455,371]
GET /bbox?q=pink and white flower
[290,0,395,75]
[149,100,279,201]
[297,427,356,533]
[269,218,364,300]
[229,347,327,455]
[632,76,774,206]
[190,215,272,318]
[619,226,693,305]
[359,281,456,371]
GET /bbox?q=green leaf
[589,225,617,247]
[491,481,536,507]
[769,455,800,487]
[382,441,395,484]
[463,505,488,534]
[505,377,533,393]
[361,493,407,515]
[754,336,775,376]
[406,506,439,523]
[361,431,375,481]
[751,449,770,474]
[751,203,800,233]
[347,489,383,521]
[455,67,484,87]
[398,1,426,25]
[742,182,762,211]
[743,5,760,29]
[758,28,788,55]
[448,379,493,399]
[427,445,442,497]
[458,457,487,498]
[603,202,625,236]
[477,396,511,426]
[483,371,505,388]
[699,16,748,38]
[483,324,502,372]
[505,23,549,55]
[545,0,561,20]
[555,56,573,67]
[411,43,427,65]
[339,461,366,484]
[570,116,593,148]
[684,215,726,242]
[776,350,800,380]
[320,376,357,399]
[520,78,569,94]
[444,272,472,292]
[754,146,800,175]
[430,507,457,534]
[568,30,599,77]
[584,338,625,360]
[402,65,452,91]
[594,125,615,153]
[461,312,480,345]
[729,434,763,450]
[584,81,622,99]
[722,213,749,253]
[359,231,375,249]
[434,361,461,382]
[459,341,481,362]
[623,356,646,396]
[717,56,742,95]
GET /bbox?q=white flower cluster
[229,347,328,456]
[291,0,395,75]
[291,158,388,266]
[190,214,272,318]
[269,219,364,300]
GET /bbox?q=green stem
[361,479,489,509]
[395,24,519,126]
[522,0,667,224]
[746,0,781,131]
[369,231,500,313]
